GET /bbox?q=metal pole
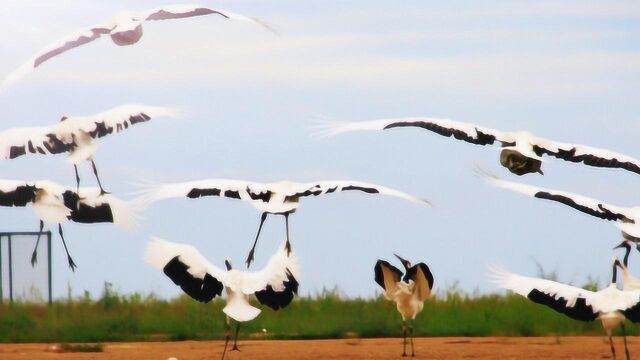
[8,235,12,303]
[0,235,3,304]
[47,231,52,305]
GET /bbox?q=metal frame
[0,231,52,304]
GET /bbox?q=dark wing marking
[146,7,220,21]
[404,263,434,289]
[535,191,634,223]
[284,184,379,202]
[89,112,152,139]
[34,27,113,68]
[163,256,223,303]
[533,145,640,175]
[62,191,115,224]
[187,187,221,198]
[247,187,272,202]
[527,289,598,322]
[254,269,299,310]
[0,185,37,207]
[623,301,640,323]
[374,260,402,290]
[383,121,499,146]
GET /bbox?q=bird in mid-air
[0,179,139,271]
[145,236,299,359]
[1,4,274,91]
[139,179,430,267]
[0,104,178,194]
[374,254,434,357]
[315,117,640,177]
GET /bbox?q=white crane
[139,179,430,267]
[615,240,640,291]
[145,236,299,359]
[1,4,273,91]
[0,104,178,194]
[480,170,640,245]
[314,117,640,177]
[374,254,434,357]
[0,179,138,270]
[491,259,640,360]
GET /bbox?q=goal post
[0,231,52,305]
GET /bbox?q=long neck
[624,245,631,267]
[612,262,618,284]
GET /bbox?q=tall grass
[1,288,638,343]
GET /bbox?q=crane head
[394,253,411,269]
[224,259,232,271]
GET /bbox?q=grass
[0,288,639,343]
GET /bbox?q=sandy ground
[0,337,637,360]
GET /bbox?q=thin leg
[284,213,292,254]
[609,335,616,360]
[402,321,407,357]
[30,220,44,267]
[221,317,231,360]
[246,212,268,268]
[622,324,630,360]
[74,165,81,195]
[231,323,241,351]
[58,224,77,271]
[409,321,415,357]
[90,159,108,195]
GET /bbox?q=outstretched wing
[59,188,140,229]
[404,263,434,301]
[532,137,640,176]
[1,24,113,91]
[0,126,75,160]
[286,180,431,206]
[0,180,38,207]
[144,236,225,303]
[137,179,272,206]
[374,260,402,300]
[490,267,598,321]
[240,241,300,307]
[313,117,512,146]
[143,4,275,33]
[53,104,179,140]
[481,172,633,224]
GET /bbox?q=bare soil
[0,337,637,359]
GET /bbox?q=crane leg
[246,212,268,268]
[284,213,292,255]
[401,321,407,357]
[58,224,77,271]
[409,321,415,357]
[74,164,81,195]
[231,323,241,351]
[221,317,231,360]
[30,220,44,267]
[90,159,109,195]
[609,335,616,360]
[622,324,630,360]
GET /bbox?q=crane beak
[393,253,411,268]
[537,169,544,175]
[614,258,623,268]
[614,241,628,250]
[224,259,232,271]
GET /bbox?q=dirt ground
[0,337,637,360]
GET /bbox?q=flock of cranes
[2,2,638,359]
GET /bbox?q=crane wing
[404,263,434,301]
[490,266,598,321]
[137,179,273,206]
[143,5,275,33]
[0,180,38,207]
[53,104,178,140]
[1,25,113,91]
[374,260,402,300]
[481,172,633,224]
[286,180,431,206]
[241,241,300,310]
[0,126,74,160]
[313,117,512,145]
[532,137,640,176]
[144,236,225,303]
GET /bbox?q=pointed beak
[393,253,410,268]
[614,241,627,250]
[614,258,623,268]
[537,169,544,175]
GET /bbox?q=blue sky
[0,0,639,299]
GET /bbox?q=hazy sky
[1,0,639,300]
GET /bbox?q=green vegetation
[1,287,638,343]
